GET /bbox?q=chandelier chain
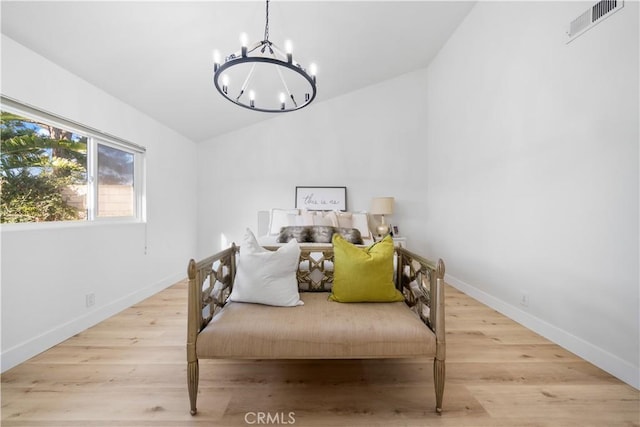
[264,0,270,42]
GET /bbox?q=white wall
[425,2,639,387]
[196,68,431,258]
[0,36,198,371]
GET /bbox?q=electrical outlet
[86,293,95,308]
[519,291,529,308]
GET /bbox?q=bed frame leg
[434,357,445,413]
[188,360,199,415]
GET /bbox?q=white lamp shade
[370,197,394,216]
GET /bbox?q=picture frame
[295,186,347,211]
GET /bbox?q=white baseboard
[445,273,640,390]
[1,272,184,373]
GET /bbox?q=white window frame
[1,96,146,227]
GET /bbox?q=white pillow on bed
[228,229,303,307]
[268,208,299,235]
[312,211,334,226]
[351,212,373,241]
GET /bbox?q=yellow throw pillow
[329,234,404,303]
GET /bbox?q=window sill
[1,219,146,233]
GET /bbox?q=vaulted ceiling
[1,1,475,142]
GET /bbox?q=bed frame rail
[396,247,446,412]
[186,245,237,415]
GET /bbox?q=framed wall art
[295,186,347,211]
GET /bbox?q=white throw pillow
[325,211,340,227]
[297,209,316,226]
[268,208,299,235]
[351,212,373,240]
[312,211,333,226]
[228,229,303,307]
[336,211,353,228]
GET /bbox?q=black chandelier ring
[213,53,317,113]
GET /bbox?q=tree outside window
[1,111,88,223]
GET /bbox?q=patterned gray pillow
[309,226,335,243]
[335,227,363,244]
[277,226,310,243]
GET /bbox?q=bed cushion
[330,234,404,303]
[228,229,303,307]
[197,292,436,359]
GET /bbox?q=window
[96,143,135,217]
[0,98,145,224]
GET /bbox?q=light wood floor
[2,281,638,426]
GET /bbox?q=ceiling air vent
[567,0,624,43]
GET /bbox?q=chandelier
[212,0,317,113]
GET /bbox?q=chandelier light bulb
[279,92,285,110]
[240,32,248,56]
[213,50,221,71]
[221,74,229,94]
[285,40,293,63]
[249,90,256,108]
[309,63,317,84]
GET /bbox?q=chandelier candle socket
[212,0,317,113]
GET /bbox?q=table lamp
[370,197,394,238]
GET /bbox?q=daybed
[186,234,446,415]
